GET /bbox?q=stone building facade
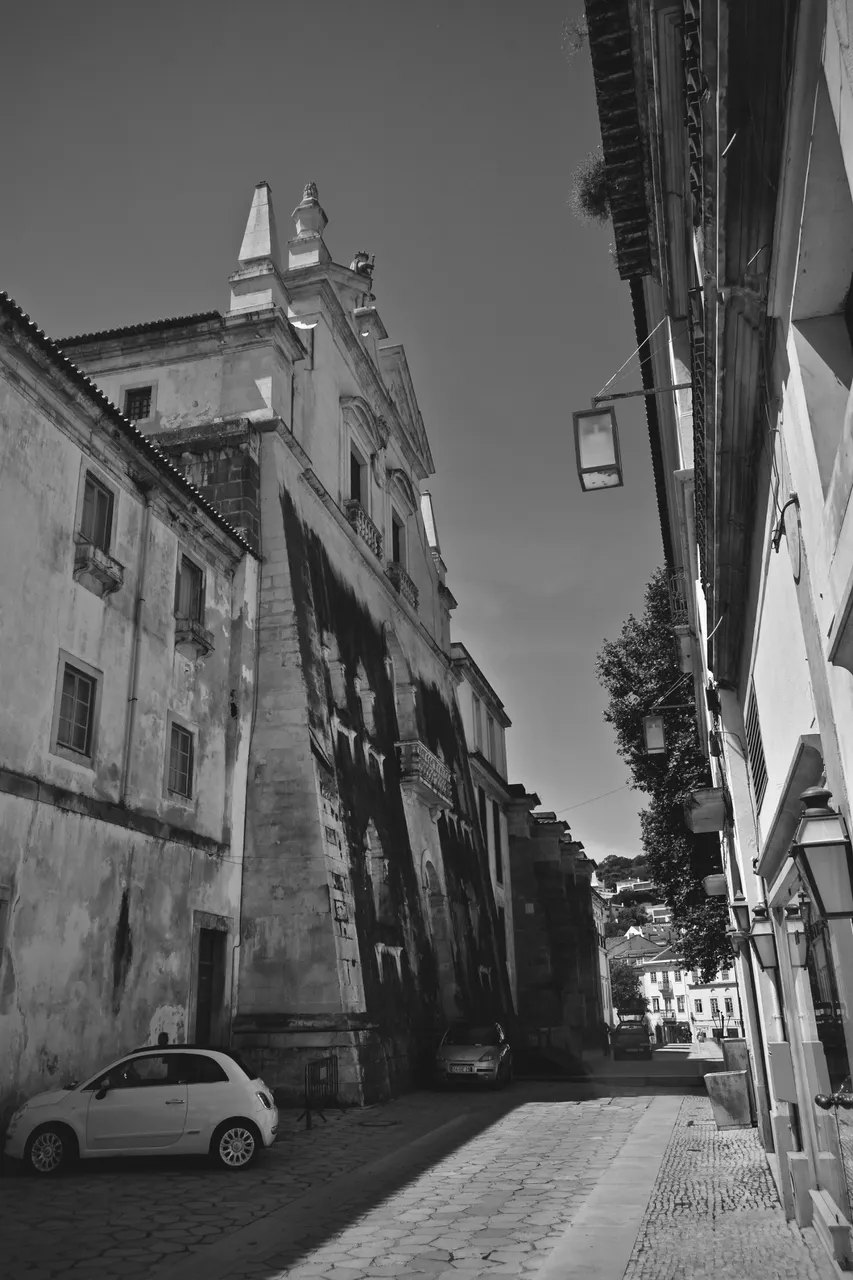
[53,181,511,1103]
[507,790,602,1060]
[452,642,517,1006]
[0,293,257,1119]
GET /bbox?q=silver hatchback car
[4,1046,278,1175]
[435,1021,513,1088]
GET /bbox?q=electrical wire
[553,784,632,815]
[594,316,669,399]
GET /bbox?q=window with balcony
[350,448,366,505]
[391,510,406,566]
[167,723,194,798]
[80,473,114,553]
[124,385,153,422]
[175,555,204,622]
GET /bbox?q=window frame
[121,382,156,424]
[710,997,719,1016]
[79,470,116,554]
[174,552,205,624]
[492,799,503,885]
[164,712,197,804]
[390,507,406,566]
[694,998,703,1014]
[50,651,102,768]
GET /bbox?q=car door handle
[164,1099,184,1105]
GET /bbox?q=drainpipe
[120,489,152,805]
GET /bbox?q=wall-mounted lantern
[749,904,778,973]
[792,786,853,920]
[573,407,623,491]
[729,893,751,933]
[642,714,667,755]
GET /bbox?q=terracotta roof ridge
[55,310,223,346]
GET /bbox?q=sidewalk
[540,1093,837,1280]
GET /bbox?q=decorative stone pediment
[341,396,389,454]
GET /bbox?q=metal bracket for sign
[591,383,692,405]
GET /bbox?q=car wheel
[211,1119,261,1171]
[25,1124,77,1176]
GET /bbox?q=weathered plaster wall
[0,328,256,1120]
[0,795,240,1116]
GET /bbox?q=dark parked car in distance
[610,1017,653,1060]
[434,1021,513,1088]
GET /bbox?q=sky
[3,0,664,863]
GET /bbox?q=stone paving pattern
[225,1093,650,1279]
[622,1095,837,1280]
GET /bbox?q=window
[472,694,483,750]
[80,472,114,552]
[57,665,95,756]
[720,969,730,982]
[650,972,657,984]
[652,998,660,1012]
[492,800,503,885]
[710,998,719,1016]
[677,995,685,1013]
[391,511,406,566]
[725,998,733,1015]
[497,906,507,962]
[744,682,768,809]
[124,386,152,422]
[350,449,365,504]
[478,787,488,845]
[168,723,194,798]
[175,555,204,622]
[487,714,497,763]
[694,999,703,1014]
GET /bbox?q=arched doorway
[423,856,459,1019]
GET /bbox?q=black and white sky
[3,0,665,862]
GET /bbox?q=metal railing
[344,500,383,559]
[297,1055,340,1130]
[386,561,419,611]
[667,566,690,627]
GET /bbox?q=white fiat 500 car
[4,1046,278,1175]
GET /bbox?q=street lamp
[749,904,778,972]
[642,714,666,755]
[792,787,853,919]
[729,893,751,933]
[573,407,623,490]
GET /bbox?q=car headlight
[6,1103,28,1134]
[478,1049,500,1062]
[256,1091,273,1109]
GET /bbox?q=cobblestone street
[1,1082,839,1280]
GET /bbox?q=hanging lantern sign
[643,714,666,755]
[573,407,623,491]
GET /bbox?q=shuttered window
[744,682,768,808]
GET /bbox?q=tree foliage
[596,569,730,979]
[561,16,589,63]
[595,853,649,889]
[570,148,610,225]
[604,905,649,938]
[610,959,648,1014]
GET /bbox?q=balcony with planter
[386,561,419,611]
[396,739,453,809]
[344,500,383,559]
[73,534,124,598]
[174,616,215,660]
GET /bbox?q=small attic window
[124,386,152,422]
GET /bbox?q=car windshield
[444,1024,499,1046]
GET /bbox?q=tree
[610,960,648,1015]
[596,568,731,979]
[569,148,610,225]
[604,905,649,938]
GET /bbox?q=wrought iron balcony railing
[344,500,383,559]
[667,566,690,627]
[396,738,453,809]
[386,561,419,611]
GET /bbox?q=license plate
[449,1065,474,1074]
